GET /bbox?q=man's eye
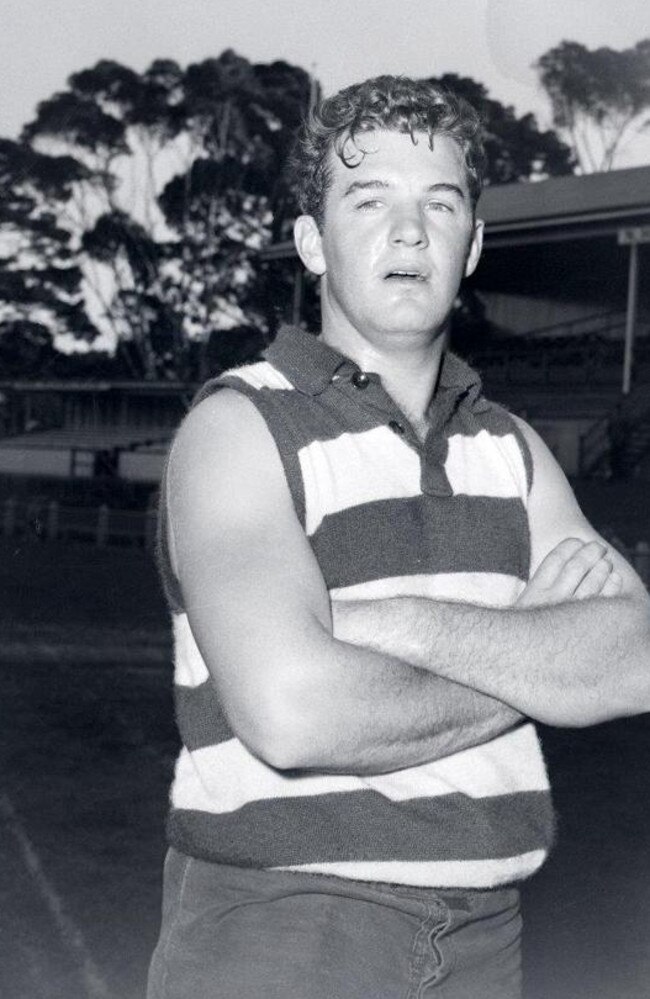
[426,201,453,213]
[356,199,384,210]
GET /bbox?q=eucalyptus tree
[535,39,650,172]
[19,51,310,378]
[428,74,575,182]
[0,138,92,347]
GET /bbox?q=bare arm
[333,419,650,728]
[167,390,522,775]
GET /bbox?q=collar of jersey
[265,324,486,411]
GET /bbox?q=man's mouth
[384,269,427,282]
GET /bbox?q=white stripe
[170,741,366,813]
[331,572,525,606]
[365,724,549,800]
[445,432,526,498]
[173,613,210,688]
[299,427,421,535]
[275,850,547,888]
[230,361,295,391]
[170,724,548,815]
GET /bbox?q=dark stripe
[175,681,233,750]
[167,789,554,869]
[311,495,530,590]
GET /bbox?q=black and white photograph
[1,1,649,997]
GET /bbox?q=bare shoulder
[171,387,278,478]
[168,388,289,522]
[165,387,299,578]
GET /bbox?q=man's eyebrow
[426,183,466,200]
[342,180,466,199]
[342,180,390,197]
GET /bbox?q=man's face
[295,129,483,351]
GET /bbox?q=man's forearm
[333,594,650,727]
[289,633,523,774]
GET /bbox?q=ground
[1,534,650,999]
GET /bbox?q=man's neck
[320,324,447,436]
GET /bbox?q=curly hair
[291,75,486,228]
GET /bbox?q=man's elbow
[227,688,322,772]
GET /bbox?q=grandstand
[0,380,190,502]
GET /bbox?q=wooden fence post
[3,497,17,538]
[96,504,109,547]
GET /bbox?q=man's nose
[389,208,429,247]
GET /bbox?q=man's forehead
[327,128,467,187]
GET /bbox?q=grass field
[2,535,650,998]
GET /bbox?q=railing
[1,497,157,550]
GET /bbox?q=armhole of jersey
[508,415,535,499]
[155,451,184,614]
[156,375,308,612]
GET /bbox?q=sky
[2,0,650,165]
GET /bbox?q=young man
[148,77,650,999]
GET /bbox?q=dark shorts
[148,848,523,999]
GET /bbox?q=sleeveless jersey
[157,325,555,888]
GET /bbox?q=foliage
[535,39,650,171]
[1,53,575,379]
[428,74,575,182]
[0,139,94,342]
[7,51,311,379]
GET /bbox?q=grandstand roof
[261,165,650,258]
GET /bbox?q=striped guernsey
[158,325,555,889]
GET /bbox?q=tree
[0,138,93,346]
[18,51,311,379]
[535,40,650,172]
[429,74,575,182]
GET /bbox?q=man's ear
[294,215,326,276]
[464,218,484,278]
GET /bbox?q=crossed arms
[167,389,650,775]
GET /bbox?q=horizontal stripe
[171,743,365,812]
[275,852,548,889]
[173,614,209,687]
[299,427,422,536]
[226,361,295,392]
[330,571,524,606]
[175,680,232,749]
[445,432,527,499]
[311,494,530,590]
[170,724,548,812]
[167,788,554,874]
[364,724,549,800]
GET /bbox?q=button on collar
[351,371,370,389]
[388,420,405,435]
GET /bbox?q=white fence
[1,498,157,550]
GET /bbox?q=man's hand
[516,538,622,608]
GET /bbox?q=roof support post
[622,241,639,395]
